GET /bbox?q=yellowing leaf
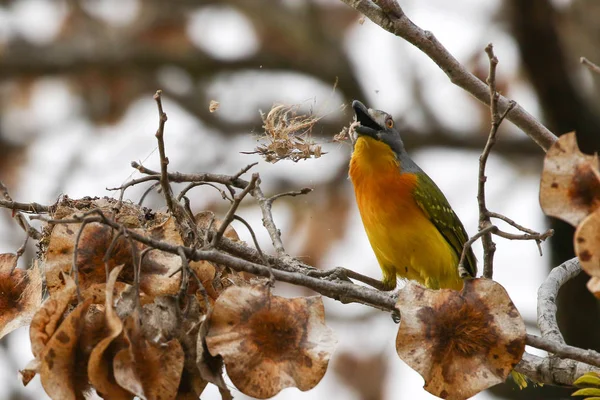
[395,279,526,400]
[574,372,600,387]
[575,209,600,278]
[540,132,600,226]
[206,284,337,399]
[573,388,600,397]
[0,254,42,340]
[511,370,528,389]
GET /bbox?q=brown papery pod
[0,254,42,340]
[206,284,337,399]
[395,279,526,400]
[540,131,600,227]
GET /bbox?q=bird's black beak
[352,100,381,139]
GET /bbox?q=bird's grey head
[352,100,405,155]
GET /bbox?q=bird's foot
[306,267,352,283]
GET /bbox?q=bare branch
[307,266,388,291]
[268,188,313,203]
[487,211,554,255]
[339,0,557,151]
[176,247,190,303]
[538,257,581,344]
[458,224,497,275]
[138,182,161,206]
[526,334,600,369]
[477,44,516,279]
[516,352,600,386]
[34,211,397,312]
[177,182,233,203]
[232,162,258,181]
[232,215,271,270]
[14,201,600,387]
[0,182,43,243]
[153,90,175,215]
[211,174,258,247]
[0,200,49,214]
[493,227,554,242]
[107,175,160,208]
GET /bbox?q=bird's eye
[385,118,394,129]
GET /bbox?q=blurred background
[0,0,599,399]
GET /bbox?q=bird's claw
[307,267,351,283]
[391,309,401,324]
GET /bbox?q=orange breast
[349,136,418,218]
[349,136,462,289]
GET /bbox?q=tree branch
[516,352,600,386]
[538,257,582,344]
[526,334,600,369]
[339,0,557,151]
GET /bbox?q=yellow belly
[349,137,462,290]
[360,197,461,290]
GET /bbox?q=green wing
[412,172,477,278]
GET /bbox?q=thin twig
[488,211,549,236]
[10,234,29,275]
[0,199,49,213]
[581,57,600,75]
[493,228,554,242]
[0,182,42,267]
[232,215,271,275]
[254,181,287,255]
[458,224,497,275]
[267,187,313,203]
[478,44,499,279]
[177,247,190,304]
[488,211,554,255]
[477,44,517,279]
[177,182,232,203]
[107,175,160,209]
[231,162,258,181]
[129,163,296,256]
[211,174,258,247]
[149,92,200,247]
[153,90,175,215]
[138,181,161,206]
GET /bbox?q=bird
[348,100,477,291]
